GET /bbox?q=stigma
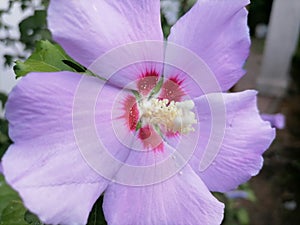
[138,98,197,134]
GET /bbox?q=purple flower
[261,113,285,129]
[2,0,275,225]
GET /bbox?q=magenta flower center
[122,71,197,151]
[138,98,197,134]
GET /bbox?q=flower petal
[3,137,106,225]
[159,76,186,102]
[3,72,111,224]
[48,0,163,67]
[168,0,250,91]
[190,90,275,192]
[6,72,82,142]
[261,113,285,129]
[72,76,173,185]
[103,165,224,225]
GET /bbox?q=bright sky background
[0,1,34,95]
[0,1,34,115]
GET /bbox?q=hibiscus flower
[2,0,275,224]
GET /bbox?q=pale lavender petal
[3,72,112,224]
[88,42,164,91]
[190,90,275,192]
[261,113,285,129]
[103,165,224,225]
[168,0,250,91]
[3,139,106,225]
[48,0,163,67]
[92,84,178,185]
[5,72,82,142]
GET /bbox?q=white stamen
[139,98,197,134]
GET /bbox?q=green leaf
[0,175,27,225]
[239,183,257,202]
[0,201,28,225]
[0,176,19,214]
[148,75,164,99]
[4,54,13,67]
[24,211,44,225]
[62,60,87,73]
[245,189,256,202]
[19,10,51,50]
[236,208,250,225]
[14,40,81,77]
[0,92,8,108]
[135,120,142,131]
[87,195,107,225]
[0,118,11,159]
[131,90,141,101]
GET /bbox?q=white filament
[139,98,197,134]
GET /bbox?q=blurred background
[0,0,299,224]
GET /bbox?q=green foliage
[0,0,50,66]
[24,211,44,225]
[160,0,196,38]
[0,201,28,225]
[0,93,8,109]
[178,0,197,18]
[239,183,256,203]
[3,54,14,67]
[14,40,85,77]
[217,183,256,225]
[236,208,249,225]
[248,0,274,36]
[161,0,196,38]
[87,196,107,225]
[161,14,172,38]
[148,75,164,99]
[0,175,19,215]
[0,117,11,159]
[19,10,51,51]
[0,92,11,159]
[0,175,44,225]
[0,175,27,225]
